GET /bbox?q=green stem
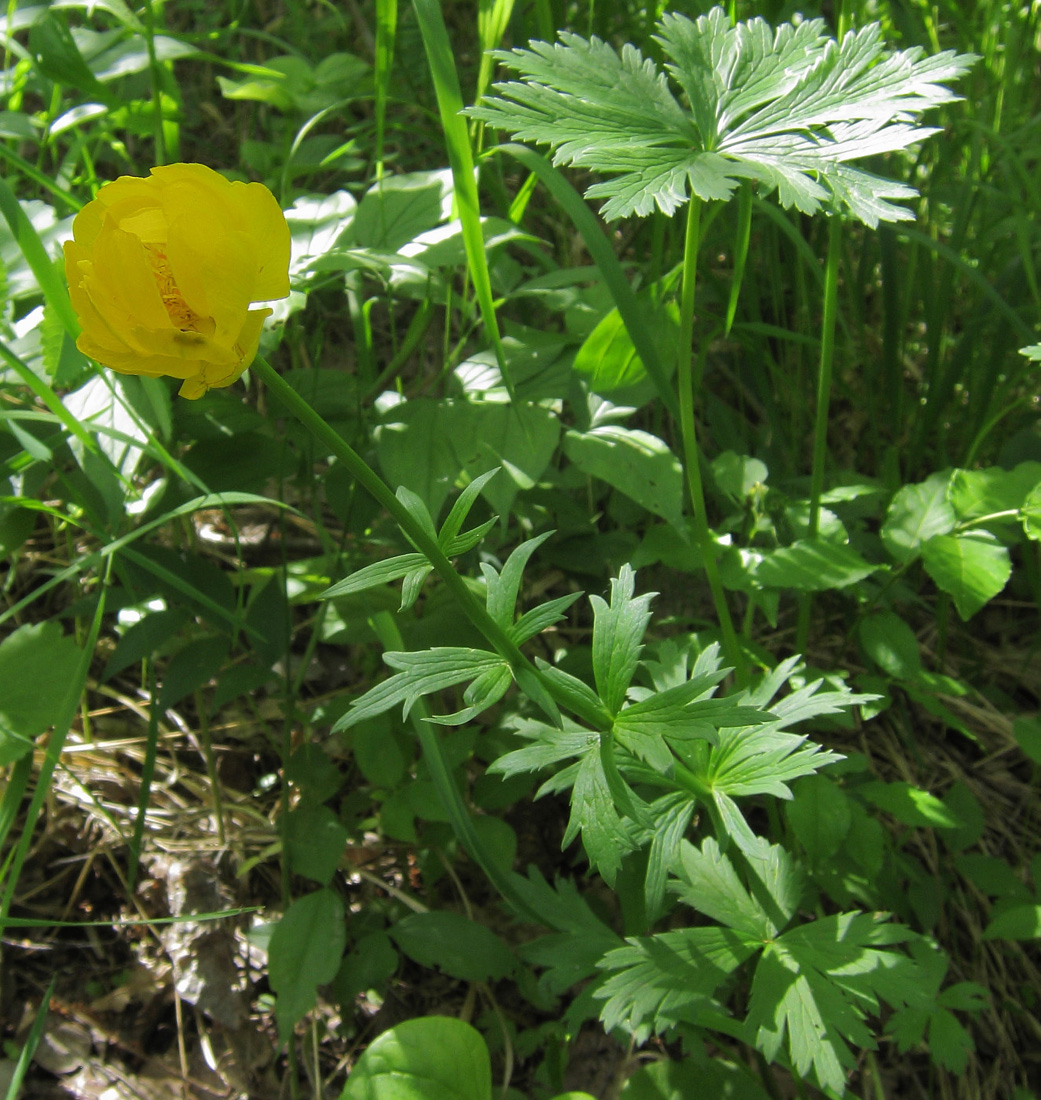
[252,356,618,927]
[676,198,747,687]
[796,217,843,655]
[369,613,547,927]
[250,355,612,737]
[142,0,167,166]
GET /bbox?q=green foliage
[269,888,347,1042]
[340,1016,492,1100]
[0,622,82,765]
[472,7,974,224]
[1,1,1034,1097]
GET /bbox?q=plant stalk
[250,355,612,736]
[796,217,843,655]
[676,198,747,687]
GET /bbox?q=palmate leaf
[471,6,974,225]
[595,926,756,1042]
[746,912,919,1094]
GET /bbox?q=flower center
[144,244,205,332]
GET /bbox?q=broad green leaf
[573,302,678,396]
[1013,716,1041,765]
[331,931,399,1005]
[563,425,684,526]
[920,531,1011,620]
[712,451,769,501]
[620,1057,770,1100]
[881,472,956,563]
[285,191,358,282]
[858,611,921,679]
[102,608,190,681]
[858,780,962,828]
[158,636,231,710]
[340,1016,491,1100]
[244,575,291,668]
[755,539,877,591]
[948,462,1041,520]
[981,904,1041,941]
[390,911,516,981]
[285,805,349,885]
[377,399,559,521]
[1022,482,1041,541]
[954,855,1031,900]
[591,564,654,715]
[351,714,410,788]
[30,12,114,101]
[352,170,451,251]
[0,622,82,766]
[926,1008,975,1074]
[270,888,346,1042]
[472,10,972,224]
[573,307,647,390]
[786,775,852,864]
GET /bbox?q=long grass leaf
[5,974,57,1100]
[477,0,516,105]
[411,0,513,396]
[0,173,79,338]
[374,0,398,180]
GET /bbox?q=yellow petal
[175,308,270,399]
[228,182,292,300]
[177,375,210,399]
[162,205,255,341]
[90,222,171,332]
[64,164,291,398]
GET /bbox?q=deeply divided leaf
[472,7,974,224]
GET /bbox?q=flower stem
[796,217,843,655]
[250,355,611,735]
[677,198,747,687]
[251,354,619,926]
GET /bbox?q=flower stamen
[144,244,205,332]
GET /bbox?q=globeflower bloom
[63,163,291,399]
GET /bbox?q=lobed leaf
[596,926,756,1041]
[591,564,655,716]
[473,8,973,224]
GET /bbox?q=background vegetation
[1,1,1039,1098]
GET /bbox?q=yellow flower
[63,163,290,399]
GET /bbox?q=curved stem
[676,198,747,687]
[250,355,612,737]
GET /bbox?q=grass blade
[411,0,513,396]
